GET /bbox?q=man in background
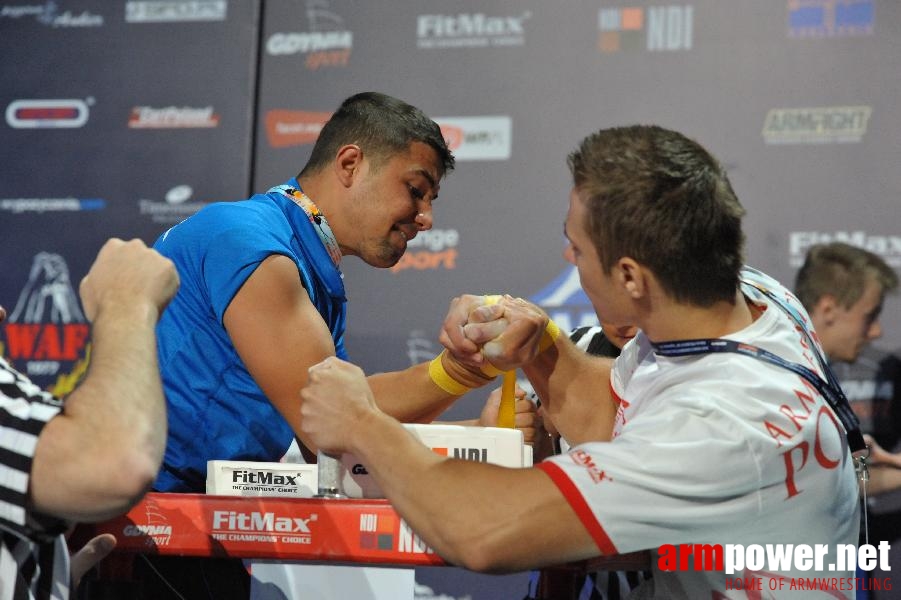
[794,241,899,492]
[795,241,900,598]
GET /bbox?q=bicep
[223,254,336,434]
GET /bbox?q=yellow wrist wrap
[429,351,472,396]
[538,318,561,352]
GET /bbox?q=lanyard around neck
[270,183,342,267]
[651,279,866,457]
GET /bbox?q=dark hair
[794,242,898,311]
[567,125,746,307]
[299,92,454,178]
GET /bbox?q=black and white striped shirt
[1,357,70,600]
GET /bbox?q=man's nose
[868,320,883,341]
[414,209,433,231]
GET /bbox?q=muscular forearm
[368,362,470,423]
[523,339,616,445]
[31,300,166,521]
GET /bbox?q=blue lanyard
[652,279,866,457]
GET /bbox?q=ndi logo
[598,5,693,53]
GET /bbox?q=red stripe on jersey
[610,379,623,406]
[536,461,618,555]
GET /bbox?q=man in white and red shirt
[297,125,862,599]
[536,265,859,597]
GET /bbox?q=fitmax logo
[417,13,528,37]
[231,470,299,486]
[212,511,315,533]
[417,12,530,48]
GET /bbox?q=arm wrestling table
[76,492,650,599]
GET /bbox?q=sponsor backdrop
[1,0,899,598]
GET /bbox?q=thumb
[70,533,117,587]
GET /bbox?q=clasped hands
[439,293,553,374]
[300,294,552,454]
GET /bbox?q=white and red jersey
[537,270,860,599]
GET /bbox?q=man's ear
[812,294,839,326]
[334,144,363,187]
[617,257,646,299]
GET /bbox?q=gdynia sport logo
[658,541,891,593]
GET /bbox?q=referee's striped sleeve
[0,358,61,531]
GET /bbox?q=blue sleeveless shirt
[152,179,346,492]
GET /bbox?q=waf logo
[0,253,90,395]
[6,99,91,129]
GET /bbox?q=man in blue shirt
[152,92,502,494]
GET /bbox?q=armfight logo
[598,4,694,53]
[762,106,872,144]
[790,231,901,268]
[265,0,352,70]
[0,253,90,395]
[788,0,874,38]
